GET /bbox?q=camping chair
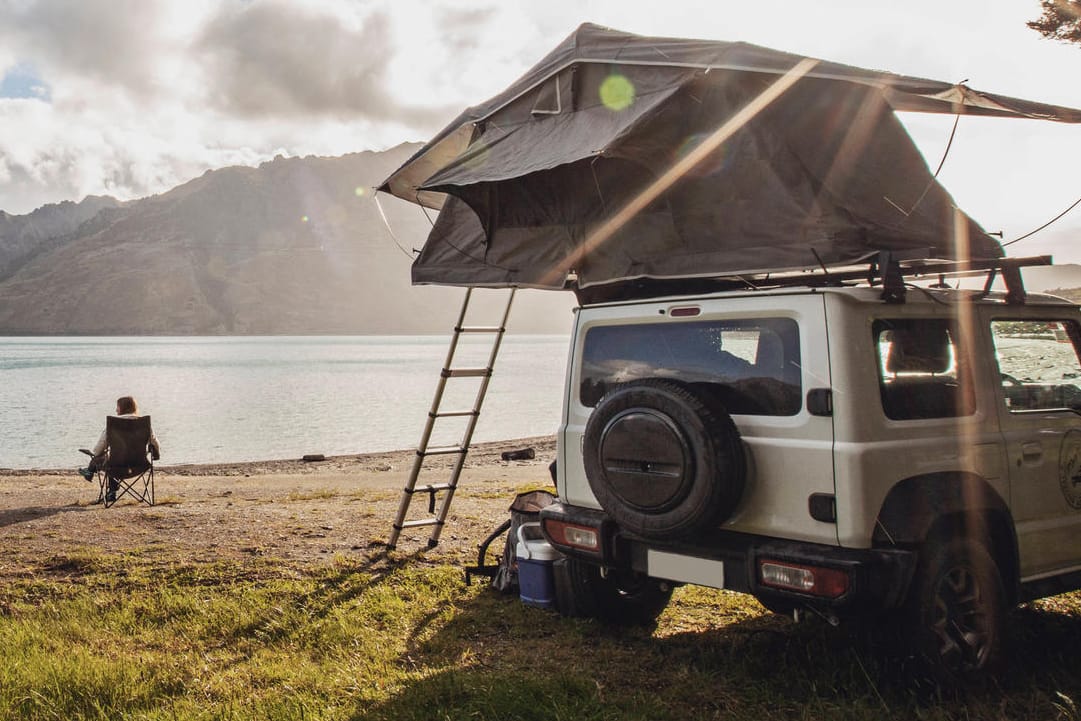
[85,416,157,507]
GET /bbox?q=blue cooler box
[516,522,560,608]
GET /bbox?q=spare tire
[583,379,745,540]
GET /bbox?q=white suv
[540,271,1081,676]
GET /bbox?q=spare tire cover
[583,379,745,540]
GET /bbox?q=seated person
[79,396,161,501]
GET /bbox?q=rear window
[579,318,801,416]
[874,318,974,420]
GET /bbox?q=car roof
[579,284,1079,310]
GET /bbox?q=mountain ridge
[0,195,124,280]
[0,147,575,335]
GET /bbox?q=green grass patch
[0,550,1079,720]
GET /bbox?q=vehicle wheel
[555,556,673,625]
[583,379,745,540]
[904,536,1004,679]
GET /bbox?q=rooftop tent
[379,23,1081,291]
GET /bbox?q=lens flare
[675,133,729,177]
[600,74,635,111]
[301,215,310,223]
[354,186,367,197]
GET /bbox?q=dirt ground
[0,437,557,578]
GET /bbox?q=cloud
[195,2,452,126]
[0,0,173,99]
[0,91,266,214]
[435,7,498,55]
[0,0,460,125]
[0,0,463,214]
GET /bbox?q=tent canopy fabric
[378,23,1081,291]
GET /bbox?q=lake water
[0,336,570,469]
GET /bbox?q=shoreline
[0,435,557,478]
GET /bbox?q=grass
[0,550,1079,720]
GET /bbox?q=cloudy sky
[2,0,1080,260]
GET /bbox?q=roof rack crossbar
[573,255,1053,305]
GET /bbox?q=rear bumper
[539,502,916,615]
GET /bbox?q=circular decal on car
[1059,428,1081,510]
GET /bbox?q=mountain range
[1,146,1078,336]
[0,145,575,335]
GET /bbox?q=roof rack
[574,254,1053,305]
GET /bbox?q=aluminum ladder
[387,287,516,549]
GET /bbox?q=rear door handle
[1021,441,1043,462]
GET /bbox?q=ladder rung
[396,518,444,530]
[419,445,467,457]
[441,368,491,378]
[455,325,504,334]
[404,483,455,494]
[431,410,479,419]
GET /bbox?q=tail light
[759,559,849,598]
[543,519,600,551]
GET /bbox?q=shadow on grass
[0,503,91,528]
[3,527,1079,721]
[210,545,435,648]
[350,581,1081,721]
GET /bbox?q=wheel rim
[930,564,992,671]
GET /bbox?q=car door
[987,309,1081,579]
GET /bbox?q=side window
[990,319,1081,413]
[579,318,801,416]
[874,318,974,420]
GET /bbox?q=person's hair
[116,396,138,415]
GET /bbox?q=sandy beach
[0,436,557,578]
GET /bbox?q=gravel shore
[0,436,557,577]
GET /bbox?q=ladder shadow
[212,544,434,651]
